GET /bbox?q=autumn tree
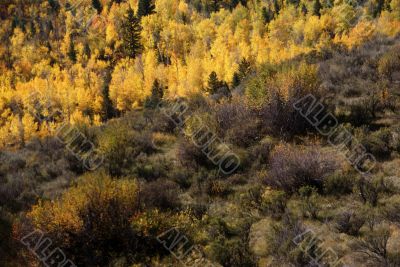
[121,8,142,59]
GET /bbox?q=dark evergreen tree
[232,72,241,88]
[101,67,117,121]
[373,0,385,17]
[121,8,142,59]
[262,7,272,24]
[67,38,77,63]
[48,0,60,11]
[313,0,322,17]
[92,0,102,14]
[84,43,91,58]
[273,0,280,15]
[286,0,300,7]
[145,79,164,108]
[210,0,221,13]
[238,58,251,80]
[137,0,155,18]
[301,4,308,16]
[206,71,221,95]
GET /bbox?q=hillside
[1,0,400,266]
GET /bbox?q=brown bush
[140,180,181,210]
[214,97,261,147]
[264,145,338,194]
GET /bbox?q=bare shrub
[214,97,261,147]
[352,223,392,266]
[265,145,338,194]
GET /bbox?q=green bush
[323,171,355,196]
[382,195,400,224]
[265,213,311,266]
[98,121,156,176]
[299,186,321,220]
[334,210,365,236]
[359,128,393,159]
[357,176,394,206]
[261,188,288,218]
[378,45,400,81]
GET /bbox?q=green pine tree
[262,7,272,24]
[273,0,280,15]
[92,0,102,14]
[137,0,156,18]
[145,79,164,108]
[121,8,143,59]
[206,71,221,95]
[373,0,385,17]
[301,4,308,16]
[313,0,322,17]
[67,38,77,63]
[84,43,91,58]
[232,72,241,88]
[238,58,251,80]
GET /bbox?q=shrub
[167,168,192,189]
[299,186,321,220]
[26,172,142,266]
[240,184,264,210]
[352,223,394,266]
[359,128,394,159]
[335,211,365,236]
[265,213,310,266]
[261,187,288,218]
[178,112,219,168]
[323,171,355,196]
[207,220,256,267]
[249,136,275,168]
[209,237,256,267]
[206,180,232,197]
[382,195,400,224]
[177,137,210,168]
[378,45,400,81]
[141,180,181,210]
[0,210,15,266]
[151,132,175,149]
[347,102,374,126]
[98,121,156,176]
[357,176,394,207]
[259,62,324,139]
[214,97,261,147]
[133,154,171,181]
[265,145,337,194]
